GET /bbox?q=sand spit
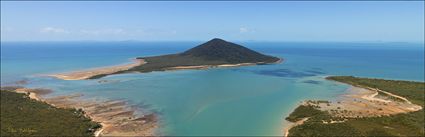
[9,88,158,136]
[49,59,146,80]
[50,58,282,80]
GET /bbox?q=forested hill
[181,38,280,63]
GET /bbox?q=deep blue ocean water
[1,41,424,135]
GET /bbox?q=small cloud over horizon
[80,28,126,35]
[239,27,249,33]
[40,27,69,34]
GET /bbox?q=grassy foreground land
[0,90,101,136]
[287,76,425,137]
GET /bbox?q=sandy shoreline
[50,57,283,80]
[165,62,258,70]
[14,88,52,101]
[164,58,282,71]
[49,59,145,80]
[283,118,308,137]
[283,85,423,136]
[8,87,158,136]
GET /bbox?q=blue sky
[1,1,424,42]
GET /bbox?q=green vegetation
[287,76,425,137]
[285,105,325,122]
[134,54,227,72]
[290,122,363,136]
[89,38,280,79]
[0,90,101,136]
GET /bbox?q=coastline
[49,59,146,80]
[14,88,52,101]
[166,62,261,70]
[9,87,158,136]
[283,78,423,136]
[283,117,308,137]
[51,57,283,80]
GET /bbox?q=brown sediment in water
[8,87,158,137]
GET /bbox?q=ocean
[1,41,424,136]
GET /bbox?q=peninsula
[284,76,424,137]
[50,38,281,80]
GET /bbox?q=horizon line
[1,40,424,44]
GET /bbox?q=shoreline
[50,57,283,80]
[166,62,260,70]
[9,87,158,136]
[139,57,283,74]
[283,117,308,137]
[283,84,423,136]
[48,59,146,80]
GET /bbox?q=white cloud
[80,28,126,35]
[239,27,249,33]
[40,27,69,34]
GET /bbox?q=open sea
[1,41,424,136]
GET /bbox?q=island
[284,76,424,136]
[49,38,281,80]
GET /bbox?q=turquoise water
[1,42,424,135]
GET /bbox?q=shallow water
[1,41,423,135]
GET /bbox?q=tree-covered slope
[181,38,280,63]
[0,90,101,136]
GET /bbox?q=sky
[1,1,424,42]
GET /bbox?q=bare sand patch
[283,118,308,137]
[14,88,52,101]
[306,86,422,118]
